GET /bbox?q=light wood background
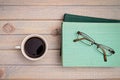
[0,0,120,79]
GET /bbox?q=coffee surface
[24,37,46,58]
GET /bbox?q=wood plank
[0,21,61,34]
[0,50,61,65]
[0,6,120,20]
[0,0,120,6]
[0,68,5,79]
[0,35,60,50]
[1,66,120,79]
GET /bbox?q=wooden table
[0,0,120,79]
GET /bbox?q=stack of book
[62,14,120,67]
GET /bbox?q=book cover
[62,22,120,67]
[64,14,120,22]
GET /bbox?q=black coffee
[24,37,46,58]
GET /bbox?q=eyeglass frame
[73,31,115,62]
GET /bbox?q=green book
[64,14,120,22]
[62,22,120,67]
[60,14,120,56]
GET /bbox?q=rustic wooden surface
[0,0,120,79]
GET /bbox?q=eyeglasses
[73,31,115,62]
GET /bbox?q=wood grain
[0,21,61,34]
[0,68,4,79]
[0,6,120,20]
[0,50,61,65]
[0,0,120,6]
[1,66,120,79]
[0,35,60,50]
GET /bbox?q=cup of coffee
[15,34,48,61]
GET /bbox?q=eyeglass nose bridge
[93,42,100,48]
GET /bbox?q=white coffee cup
[15,34,48,61]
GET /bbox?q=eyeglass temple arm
[99,46,107,62]
[73,38,86,42]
